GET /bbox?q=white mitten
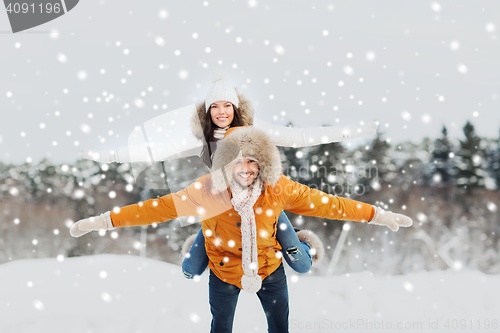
[69,211,115,238]
[342,121,378,139]
[368,206,413,232]
[79,148,117,163]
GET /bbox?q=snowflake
[158,9,168,19]
[33,300,44,310]
[366,51,376,61]
[457,64,468,74]
[343,66,354,75]
[403,282,414,292]
[101,292,112,303]
[274,45,285,55]
[485,23,496,33]
[190,313,200,323]
[154,36,165,46]
[77,70,87,81]
[487,202,497,212]
[430,2,442,12]
[449,40,460,50]
[401,111,412,121]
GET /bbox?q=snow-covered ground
[1,255,498,333]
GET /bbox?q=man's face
[232,158,259,188]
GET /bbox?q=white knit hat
[204,78,239,112]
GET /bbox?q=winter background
[1,1,500,332]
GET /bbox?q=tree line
[0,121,498,275]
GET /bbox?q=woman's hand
[341,121,378,139]
[79,148,118,163]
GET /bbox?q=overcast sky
[1,0,499,164]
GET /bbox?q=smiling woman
[199,78,247,168]
[210,101,235,129]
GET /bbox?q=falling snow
[1,2,500,331]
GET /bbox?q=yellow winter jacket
[110,174,374,288]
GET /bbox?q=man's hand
[69,212,115,238]
[368,206,413,231]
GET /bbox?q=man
[70,126,412,333]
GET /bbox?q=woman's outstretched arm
[79,104,203,163]
[254,118,378,148]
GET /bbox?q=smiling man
[232,157,259,187]
[70,126,412,333]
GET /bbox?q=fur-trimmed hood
[190,90,255,141]
[211,127,282,193]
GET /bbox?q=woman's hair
[200,104,244,168]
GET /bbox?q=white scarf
[230,178,263,293]
[213,126,230,140]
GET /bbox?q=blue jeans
[209,263,289,333]
[182,211,312,278]
[181,227,209,278]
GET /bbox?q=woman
[80,77,378,277]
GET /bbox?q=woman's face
[210,101,235,128]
